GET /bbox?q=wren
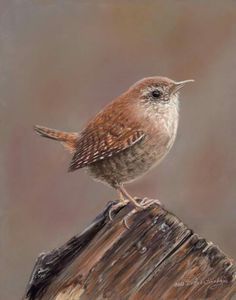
[34,76,194,214]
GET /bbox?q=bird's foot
[128,197,161,210]
[139,197,162,208]
[108,200,129,221]
[123,198,162,229]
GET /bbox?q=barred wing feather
[68,127,145,171]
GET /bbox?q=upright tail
[34,125,79,153]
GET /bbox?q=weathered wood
[24,199,236,300]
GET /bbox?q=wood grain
[24,200,236,300]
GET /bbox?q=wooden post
[24,200,236,300]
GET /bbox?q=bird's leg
[119,186,162,208]
[118,185,145,209]
[108,190,129,221]
[116,185,144,229]
[118,186,162,229]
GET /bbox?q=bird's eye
[151,90,161,99]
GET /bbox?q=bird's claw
[108,198,161,229]
[139,197,162,208]
[122,209,137,229]
[108,201,129,221]
[122,198,161,229]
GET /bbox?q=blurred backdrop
[1,1,236,299]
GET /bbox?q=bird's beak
[171,79,194,94]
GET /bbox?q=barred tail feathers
[34,125,78,152]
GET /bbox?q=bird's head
[127,76,194,113]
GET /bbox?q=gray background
[1,1,236,299]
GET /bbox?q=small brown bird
[34,76,193,215]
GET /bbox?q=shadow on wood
[24,199,236,300]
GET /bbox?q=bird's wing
[68,110,146,171]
